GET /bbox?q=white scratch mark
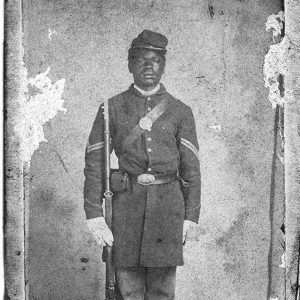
[48,28,57,40]
[15,67,67,163]
[264,11,295,108]
[279,253,286,268]
[277,153,284,165]
[266,11,284,38]
[263,36,289,108]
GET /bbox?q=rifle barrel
[104,101,111,193]
[103,101,116,299]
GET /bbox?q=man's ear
[161,62,165,74]
[128,61,133,74]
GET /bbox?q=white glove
[183,220,197,244]
[87,217,114,247]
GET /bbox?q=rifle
[102,100,116,300]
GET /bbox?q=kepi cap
[130,29,168,53]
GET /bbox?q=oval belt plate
[137,174,155,185]
[139,117,153,131]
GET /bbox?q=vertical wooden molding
[284,1,300,299]
[4,0,26,299]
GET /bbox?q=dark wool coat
[84,84,201,267]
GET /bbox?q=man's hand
[86,217,114,247]
[183,220,197,244]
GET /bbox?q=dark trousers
[115,266,177,300]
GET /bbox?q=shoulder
[91,90,129,113]
[165,92,193,115]
[106,89,131,111]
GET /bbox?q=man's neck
[134,84,160,96]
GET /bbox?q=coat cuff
[85,207,104,219]
[84,197,104,219]
[185,204,200,223]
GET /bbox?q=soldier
[84,29,201,299]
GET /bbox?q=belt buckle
[137,174,155,185]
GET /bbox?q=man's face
[129,50,165,91]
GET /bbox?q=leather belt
[131,172,178,186]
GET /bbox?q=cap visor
[136,45,165,51]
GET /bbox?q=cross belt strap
[123,98,168,149]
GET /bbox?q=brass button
[147,168,152,172]
[147,137,152,142]
[147,148,152,152]
[147,107,151,112]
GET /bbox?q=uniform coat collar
[129,83,166,98]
